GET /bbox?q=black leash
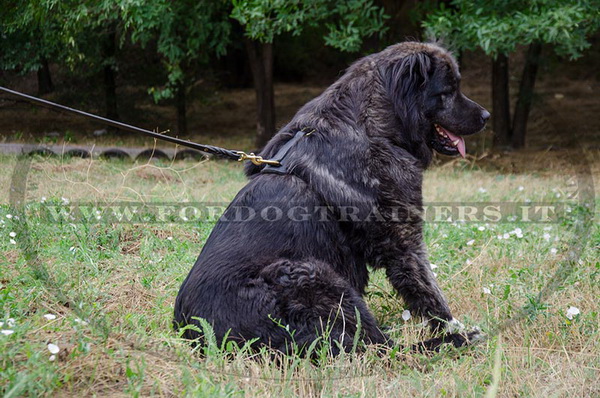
[0,86,280,166]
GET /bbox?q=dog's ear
[384,52,432,142]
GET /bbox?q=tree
[423,0,600,149]
[231,0,388,149]
[123,0,231,135]
[60,1,141,123]
[1,1,125,120]
[0,1,62,94]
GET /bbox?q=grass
[0,150,598,397]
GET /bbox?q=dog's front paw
[447,319,486,345]
[464,326,486,344]
[446,328,485,349]
[446,318,465,333]
[414,325,485,352]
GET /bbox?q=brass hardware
[237,128,314,166]
[236,152,281,166]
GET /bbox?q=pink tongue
[444,129,466,158]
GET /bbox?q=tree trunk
[37,57,53,95]
[176,81,187,135]
[102,30,119,122]
[245,39,275,150]
[512,42,542,149]
[492,54,511,148]
[103,64,118,121]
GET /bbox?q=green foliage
[1,0,126,75]
[0,1,63,73]
[123,0,231,102]
[58,1,122,72]
[422,0,600,58]
[1,0,231,103]
[231,0,388,52]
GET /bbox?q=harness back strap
[261,128,315,175]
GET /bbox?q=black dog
[174,42,490,354]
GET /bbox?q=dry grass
[0,147,598,397]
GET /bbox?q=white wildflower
[43,314,57,321]
[511,228,524,238]
[518,186,524,191]
[503,233,510,239]
[550,248,558,255]
[9,231,16,237]
[566,306,580,320]
[466,239,475,246]
[166,236,173,241]
[478,226,486,231]
[478,187,487,193]
[74,318,88,326]
[40,196,47,203]
[6,214,12,219]
[61,197,69,205]
[49,355,56,361]
[47,343,60,354]
[482,287,491,294]
[9,239,16,245]
[1,330,14,336]
[430,264,438,270]
[401,310,411,321]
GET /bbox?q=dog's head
[382,43,490,158]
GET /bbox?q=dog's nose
[481,109,491,123]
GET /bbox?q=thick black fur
[174,42,490,354]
